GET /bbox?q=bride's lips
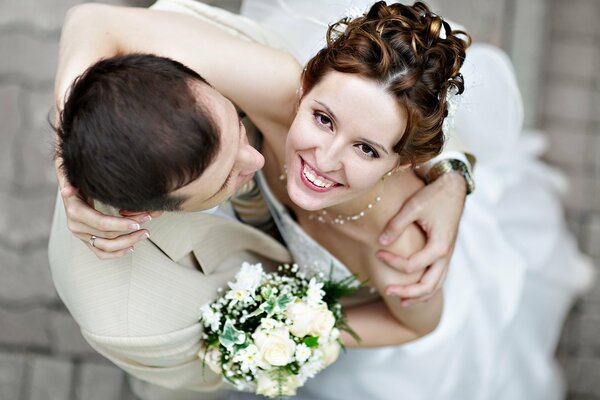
[299,158,341,193]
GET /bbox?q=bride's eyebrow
[314,100,389,155]
[314,100,337,121]
[360,137,389,155]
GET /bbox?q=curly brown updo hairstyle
[302,1,471,165]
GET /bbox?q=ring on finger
[89,235,98,248]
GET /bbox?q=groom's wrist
[416,152,475,195]
[424,158,474,195]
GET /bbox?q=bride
[54,1,593,399]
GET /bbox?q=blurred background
[0,0,598,399]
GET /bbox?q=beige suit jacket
[48,195,291,395]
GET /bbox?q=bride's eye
[355,143,379,159]
[314,112,333,130]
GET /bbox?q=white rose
[198,347,222,374]
[311,306,336,338]
[287,302,336,338]
[256,373,279,398]
[256,372,301,398]
[254,327,296,368]
[286,301,316,337]
[321,340,341,367]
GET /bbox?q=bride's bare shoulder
[376,171,427,258]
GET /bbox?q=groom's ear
[120,210,164,221]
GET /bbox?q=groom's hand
[377,173,466,305]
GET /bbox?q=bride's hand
[56,159,158,259]
[376,173,466,305]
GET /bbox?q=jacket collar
[144,211,291,274]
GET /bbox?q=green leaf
[261,286,272,299]
[303,336,319,348]
[219,320,246,350]
[259,296,277,316]
[276,293,292,311]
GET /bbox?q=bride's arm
[56,3,300,145]
[343,221,443,348]
[342,294,442,348]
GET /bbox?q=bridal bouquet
[198,262,360,398]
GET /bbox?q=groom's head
[56,54,263,212]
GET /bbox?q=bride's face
[285,71,407,211]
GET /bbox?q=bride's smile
[284,71,406,212]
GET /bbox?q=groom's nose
[240,143,265,175]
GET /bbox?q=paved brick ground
[0,0,597,399]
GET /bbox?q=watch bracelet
[424,158,475,195]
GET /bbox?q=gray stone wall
[0,0,598,399]
[541,1,600,399]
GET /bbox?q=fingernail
[128,223,141,231]
[379,234,391,245]
[402,300,412,307]
[385,288,398,296]
[138,232,150,242]
[140,215,152,223]
[127,247,135,253]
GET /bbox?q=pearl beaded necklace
[279,164,388,225]
[307,193,382,225]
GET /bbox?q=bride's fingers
[60,184,78,198]
[84,231,150,254]
[66,199,142,234]
[71,221,135,240]
[84,240,135,260]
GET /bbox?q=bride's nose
[314,141,343,173]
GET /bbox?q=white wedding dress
[225,1,595,399]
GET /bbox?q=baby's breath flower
[306,278,325,307]
[295,343,311,363]
[232,344,259,373]
[199,304,222,331]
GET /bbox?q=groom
[50,52,298,399]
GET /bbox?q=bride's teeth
[302,162,335,188]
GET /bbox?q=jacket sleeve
[81,325,227,392]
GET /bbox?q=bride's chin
[287,184,324,211]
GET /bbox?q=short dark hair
[55,54,220,211]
